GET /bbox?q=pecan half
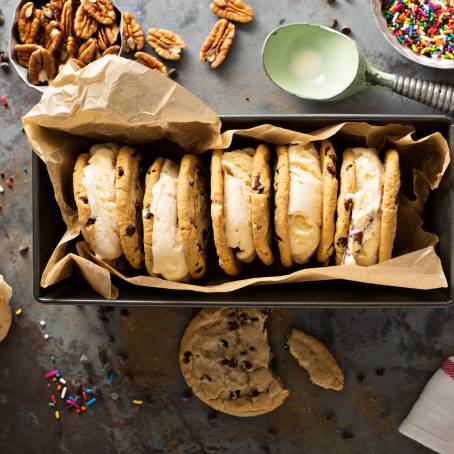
[74,3,98,39]
[59,0,73,37]
[83,0,116,25]
[15,43,41,67]
[60,36,78,64]
[18,3,42,44]
[122,12,144,53]
[146,28,186,61]
[135,52,167,75]
[102,44,120,57]
[44,21,63,54]
[97,23,119,50]
[210,0,254,23]
[28,48,57,85]
[77,37,98,63]
[200,19,235,69]
[41,3,57,27]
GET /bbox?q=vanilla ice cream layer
[344,148,384,266]
[150,159,189,281]
[288,143,322,264]
[222,149,256,263]
[83,143,121,260]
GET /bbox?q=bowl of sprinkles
[372,0,454,69]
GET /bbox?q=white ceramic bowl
[371,0,454,70]
[9,0,124,92]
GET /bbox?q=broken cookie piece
[288,329,344,391]
[180,308,289,417]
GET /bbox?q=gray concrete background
[0,0,453,452]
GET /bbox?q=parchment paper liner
[22,56,450,299]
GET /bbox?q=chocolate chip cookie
[180,308,290,417]
[73,152,91,245]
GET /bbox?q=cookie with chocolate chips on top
[179,308,289,417]
[116,146,144,269]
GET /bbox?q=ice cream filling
[83,143,122,260]
[288,143,323,264]
[343,148,384,266]
[149,159,189,281]
[222,149,256,263]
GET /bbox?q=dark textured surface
[0,0,453,452]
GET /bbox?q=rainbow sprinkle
[382,0,454,59]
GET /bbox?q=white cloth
[400,357,454,453]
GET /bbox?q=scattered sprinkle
[86,397,97,407]
[55,411,60,420]
[1,96,8,108]
[5,177,13,189]
[40,320,46,327]
[15,309,23,316]
[59,378,66,384]
[44,334,50,340]
[45,370,59,378]
[61,387,67,399]
[0,186,3,194]
[132,400,143,405]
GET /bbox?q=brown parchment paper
[22,56,450,299]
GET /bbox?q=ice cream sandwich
[335,147,400,266]
[73,143,122,262]
[211,146,273,276]
[274,141,338,267]
[143,155,209,282]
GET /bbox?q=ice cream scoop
[262,23,454,113]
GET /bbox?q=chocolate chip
[182,390,192,401]
[250,317,259,322]
[228,311,235,317]
[353,231,363,244]
[202,229,209,241]
[275,234,282,242]
[240,350,247,355]
[232,247,241,254]
[118,167,124,176]
[183,357,190,364]
[195,266,203,274]
[144,211,153,219]
[341,26,351,35]
[81,196,88,204]
[126,225,136,236]
[326,16,337,28]
[189,181,194,187]
[252,176,264,194]
[229,390,240,400]
[197,243,203,252]
[227,320,239,330]
[375,368,385,376]
[278,18,285,25]
[87,218,96,226]
[228,359,238,368]
[184,351,192,358]
[243,360,252,370]
[327,164,336,176]
[251,389,259,397]
[261,309,271,315]
[249,346,256,352]
[336,237,347,247]
[221,358,230,366]
[219,339,229,349]
[201,374,212,383]
[346,164,353,171]
[238,312,249,322]
[344,198,353,211]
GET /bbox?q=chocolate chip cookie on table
[179,308,289,417]
[211,145,274,276]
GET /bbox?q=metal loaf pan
[33,115,454,307]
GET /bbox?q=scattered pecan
[102,44,120,57]
[44,21,63,54]
[28,48,57,85]
[97,22,119,50]
[74,3,98,39]
[210,0,254,23]
[122,12,144,53]
[147,28,186,60]
[83,0,115,25]
[15,43,41,67]
[200,19,235,69]
[134,51,167,75]
[59,0,73,37]
[77,37,98,63]
[18,3,42,44]
[60,36,78,64]
[41,3,57,27]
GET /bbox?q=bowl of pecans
[9,0,123,92]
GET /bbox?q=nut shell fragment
[135,51,167,75]
[83,0,116,25]
[200,19,235,69]
[210,0,254,23]
[147,28,186,61]
[74,3,98,39]
[28,48,57,85]
[122,12,144,53]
